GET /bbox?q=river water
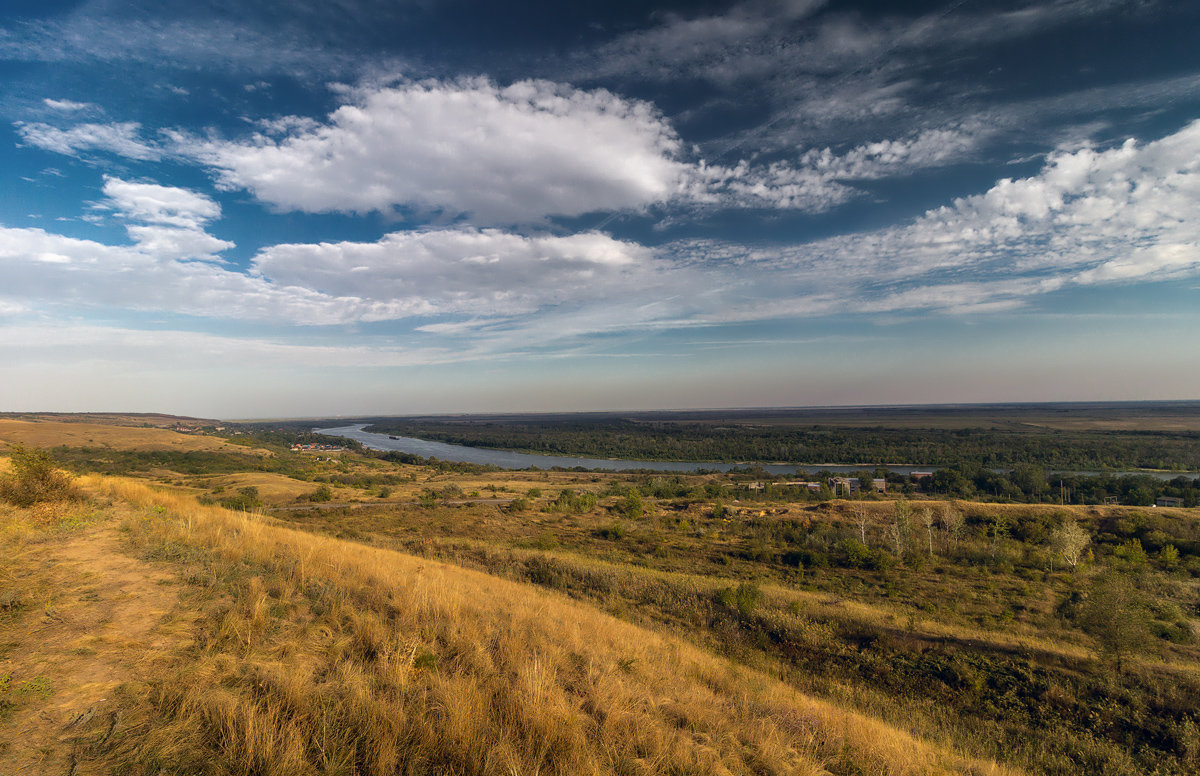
[316,425,1199,480]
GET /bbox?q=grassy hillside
[0,419,267,455]
[0,473,1012,775]
[1,420,1198,775]
[272,495,1200,775]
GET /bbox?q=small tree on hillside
[0,444,80,507]
[1079,569,1150,672]
[853,502,870,544]
[942,508,964,551]
[889,501,911,557]
[1050,519,1090,572]
[988,514,1009,561]
[920,507,936,558]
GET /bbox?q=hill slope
[1,477,1015,775]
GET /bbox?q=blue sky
[1,0,1199,417]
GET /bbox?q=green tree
[621,491,644,520]
[1079,569,1150,672]
[1114,538,1150,568]
[1011,465,1049,498]
[988,514,1009,561]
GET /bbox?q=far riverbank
[317,425,1200,480]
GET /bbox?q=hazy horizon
[10,398,1200,424]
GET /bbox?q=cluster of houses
[171,424,225,434]
[289,443,348,453]
[743,477,889,496]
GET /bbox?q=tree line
[362,419,1200,471]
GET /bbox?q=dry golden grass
[197,471,339,505]
[0,497,191,774]
[399,531,1107,670]
[0,420,270,455]
[81,476,1019,776]
[2,411,211,427]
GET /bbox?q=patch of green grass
[15,675,53,700]
[0,673,54,720]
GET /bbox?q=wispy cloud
[253,228,662,318]
[569,0,1169,167]
[0,15,369,80]
[679,123,986,212]
[673,118,1200,321]
[0,324,459,370]
[14,121,162,160]
[42,98,97,112]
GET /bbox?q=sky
[1,0,1199,418]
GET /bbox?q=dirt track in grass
[0,520,191,775]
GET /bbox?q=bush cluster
[0,445,81,507]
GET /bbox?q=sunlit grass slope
[0,419,268,455]
[87,477,1016,776]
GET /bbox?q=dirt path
[0,523,191,775]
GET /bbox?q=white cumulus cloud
[97,177,234,261]
[179,78,688,224]
[101,176,222,228]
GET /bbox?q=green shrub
[841,538,874,569]
[0,445,81,507]
[550,488,597,513]
[308,484,334,502]
[596,522,626,540]
[718,581,763,616]
[220,486,262,511]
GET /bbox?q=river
[315,425,1199,480]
